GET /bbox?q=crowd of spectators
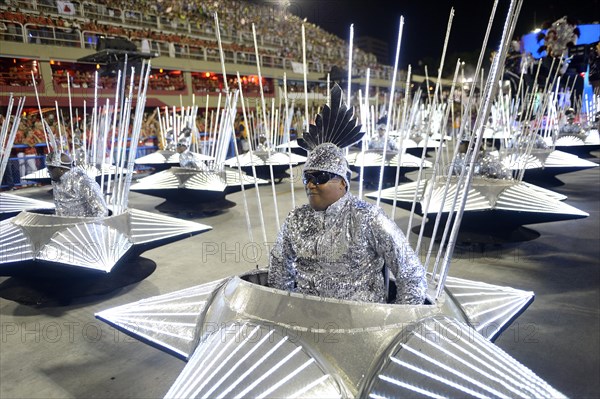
[1,7,82,45]
[191,72,273,95]
[1,0,389,77]
[0,59,41,87]
[1,0,396,187]
[0,107,163,187]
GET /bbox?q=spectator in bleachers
[2,0,396,92]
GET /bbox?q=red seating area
[0,0,392,79]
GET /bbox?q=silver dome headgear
[299,84,364,188]
[177,125,193,148]
[46,151,73,170]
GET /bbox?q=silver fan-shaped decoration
[21,164,128,184]
[184,171,228,191]
[135,150,214,166]
[501,149,597,171]
[224,169,269,187]
[444,276,533,340]
[347,151,431,168]
[127,209,212,244]
[130,170,181,190]
[166,152,214,164]
[265,152,307,165]
[225,151,307,167]
[131,168,265,195]
[0,193,54,215]
[38,223,132,272]
[224,152,265,167]
[0,210,211,272]
[365,316,565,398]
[369,177,588,223]
[97,279,227,358]
[0,219,35,263]
[165,322,344,399]
[555,135,586,146]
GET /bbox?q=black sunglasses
[302,171,340,185]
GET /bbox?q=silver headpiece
[176,126,193,147]
[46,151,72,170]
[299,84,364,186]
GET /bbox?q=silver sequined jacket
[268,192,427,304]
[52,167,108,217]
[179,150,202,169]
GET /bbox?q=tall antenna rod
[301,24,310,132]
[347,23,354,106]
[214,13,229,93]
[252,22,280,228]
[376,16,404,207]
[436,0,523,299]
[391,65,412,221]
[237,73,268,245]
[414,8,456,254]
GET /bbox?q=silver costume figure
[269,191,427,304]
[369,123,397,151]
[47,152,108,217]
[559,108,584,137]
[178,149,200,169]
[176,137,203,170]
[452,152,512,180]
[268,84,427,304]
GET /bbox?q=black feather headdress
[297,84,364,151]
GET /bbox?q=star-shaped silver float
[275,139,308,156]
[368,176,588,227]
[134,150,215,173]
[21,164,131,185]
[129,167,269,213]
[96,269,565,398]
[0,208,211,273]
[346,150,433,185]
[548,128,600,155]
[0,192,55,221]
[224,150,306,182]
[500,149,598,183]
[397,133,445,156]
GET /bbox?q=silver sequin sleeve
[268,193,427,304]
[52,168,108,217]
[179,150,201,169]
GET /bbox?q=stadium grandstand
[0,0,399,105]
[0,0,408,188]
[1,0,407,187]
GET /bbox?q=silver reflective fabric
[269,192,427,304]
[52,167,108,217]
[507,132,549,150]
[478,154,512,179]
[178,150,202,169]
[303,143,351,187]
[452,153,512,180]
[559,121,584,136]
[369,135,397,151]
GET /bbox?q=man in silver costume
[177,140,198,169]
[450,140,512,180]
[558,108,584,138]
[47,151,108,217]
[369,123,397,151]
[176,136,202,170]
[268,85,427,305]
